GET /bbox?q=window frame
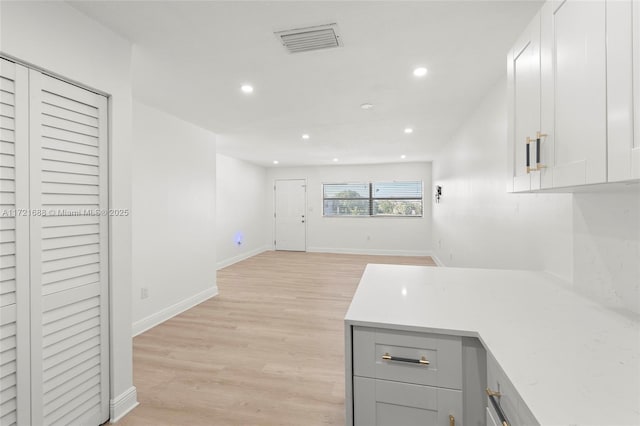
[322,181,423,217]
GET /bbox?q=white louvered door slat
[28,70,109,426]
[0,57,30,426]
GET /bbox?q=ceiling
[69,1,541,167]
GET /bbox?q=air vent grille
[275,23,342,54]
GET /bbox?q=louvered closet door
[29,71,109,425]
[0,58,30,426]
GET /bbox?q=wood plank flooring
[117,251,435,425]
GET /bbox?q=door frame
[273,178,307,251]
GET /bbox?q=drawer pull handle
[381,353,429,365]
[449,414,455,426]
[487,388,510,426]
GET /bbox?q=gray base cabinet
[349,326,485,426]
[354,377,462,426]
[486,352,539,426]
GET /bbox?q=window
[323,181,423,217]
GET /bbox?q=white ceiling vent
[274,23,342,54]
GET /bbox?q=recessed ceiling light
[413,67,428,77]
[360,103,374,110]
[240,84,254,94]
[404,127,413,134]
[273,160,279,164]
[333,158,339,162]
[401,154,406,159]
[302,134,310,140]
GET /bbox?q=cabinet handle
[535,131,547,170]
[381,352,429,365]
[526,132,548,173]
[449,414,455,426]
[525,137,531,173]
[487,388,510,426]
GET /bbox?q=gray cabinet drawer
[354,376,462,426]
[487,352,539,426]
[352,326,462,389]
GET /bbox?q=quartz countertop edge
[344,264,640,426]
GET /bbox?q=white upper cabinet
[545,0,607,188]
[507,12,541,192]
[509,0,638,191]
[607,0,640,181]
[636,3,640,177]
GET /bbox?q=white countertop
[345,265,640,426]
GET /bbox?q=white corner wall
[0,1,137,420]
[432,78,573,278]
[216,154,269,269]
[433,77,640,315]
[266,163,433,256]
[132,101,217,335]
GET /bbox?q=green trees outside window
[323,182,423,217]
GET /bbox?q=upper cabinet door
[508,0,638,191]
[606,0,638,182]
[543,0,607,188]
[635,3,640,178]
[507,12,541,192]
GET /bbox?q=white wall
[216,154,269,269]
[266,162,432,256]
[0,1,137,419]
[433,78,640,314]
[132,101,217,335]
[573,191,640,314]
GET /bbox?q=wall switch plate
[141,287,149,299]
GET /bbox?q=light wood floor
[118,251,435,426]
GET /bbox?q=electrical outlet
[141,287,149,299]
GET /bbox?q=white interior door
[29,71,110,425]
[274,179,306,251]
[0,63,114,426]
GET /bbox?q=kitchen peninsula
[344,264,640,425]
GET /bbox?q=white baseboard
[307,246,433,257]
[430,254,445,266]
[132,286,218,337]
[110,386,138,423]
[216,246,269,270]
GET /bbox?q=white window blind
[372,181,423,216]
[323,181,423,217]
